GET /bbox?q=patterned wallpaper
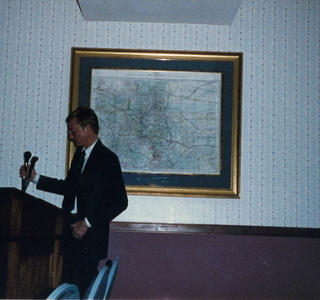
[0,0,319,228]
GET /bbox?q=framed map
[69,48,242,198]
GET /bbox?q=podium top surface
[0,187,65,217]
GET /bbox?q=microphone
[26,156,38,181]
[21,151,32,191]
[22,155,39,192]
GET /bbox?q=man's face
[67,117,88,148]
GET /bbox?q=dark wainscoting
[108,222,320,300]
[111,221,320,238]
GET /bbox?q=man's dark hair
[66,107,99,134]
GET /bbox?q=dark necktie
[62,149,85,212]
[73,149,85,179]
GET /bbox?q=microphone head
[24,151,32,163]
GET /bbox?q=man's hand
[71,219,88,239]
[19,165,36,182]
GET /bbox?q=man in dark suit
[20,107,128,295]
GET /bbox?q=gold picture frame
[69,48,242,198]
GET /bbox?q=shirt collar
[83,138,99,157]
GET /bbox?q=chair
[83,257,120,300]
[46,283,80,300]
[104,257,119,299]
[83,265,110,300]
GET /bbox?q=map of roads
[91,69,222,175]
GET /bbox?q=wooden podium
[0,188,66,299]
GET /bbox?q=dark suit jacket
[37,139,128,259]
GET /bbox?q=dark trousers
[62,215,99,296]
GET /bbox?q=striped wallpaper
[0,0,319,228]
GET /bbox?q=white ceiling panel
[76,0,242,25]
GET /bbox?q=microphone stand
[21,151,31,191]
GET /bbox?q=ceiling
[76,0,242,25]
